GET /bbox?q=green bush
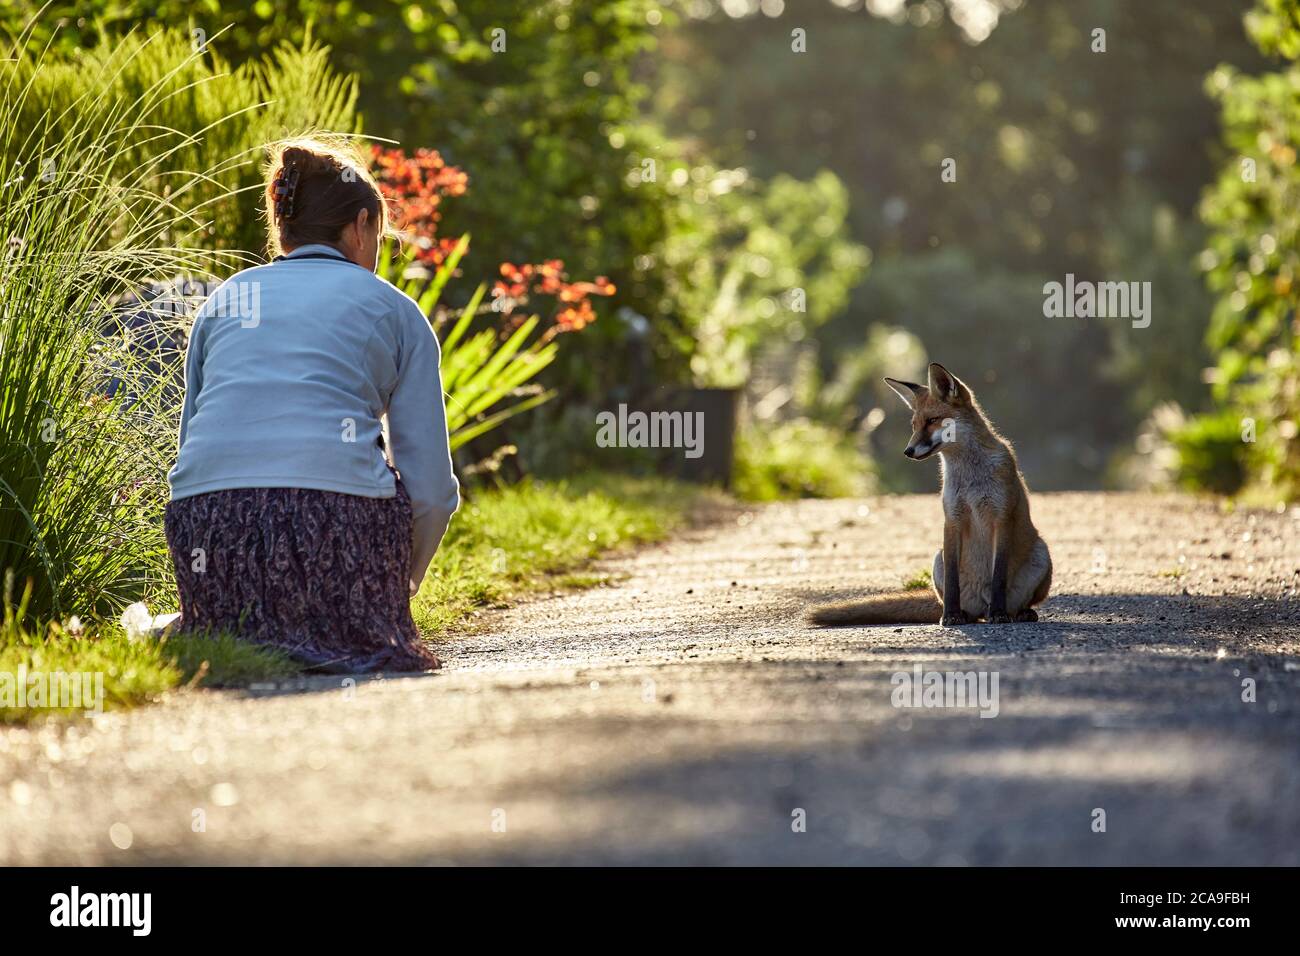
[1168,409,1250,495]
[1178,0,1300,500]
[2,27,358,258]
[732,418,873,501]
[661,163,870,388]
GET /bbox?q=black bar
[0,866,1288,941]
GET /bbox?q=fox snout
[904,435,939,460]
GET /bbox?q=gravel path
[2,492,1298,865]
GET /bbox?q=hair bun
[280,145,339,176]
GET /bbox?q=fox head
[883,363,972,461]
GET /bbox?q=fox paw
[988,610,1013,624]
[1014,608,1039,623]
[940,610,971,627]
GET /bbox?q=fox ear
[884,377,925,410]
[927,363,968,404]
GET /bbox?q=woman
[166,139,459,672]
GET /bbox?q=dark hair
[264,138,387,257]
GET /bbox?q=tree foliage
[1184,0,1300,499]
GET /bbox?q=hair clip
[272,164,301,221]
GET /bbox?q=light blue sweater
[169,244,460,586]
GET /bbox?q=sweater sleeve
[177,308,206,451]
[385,300,460,590]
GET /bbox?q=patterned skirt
[164,477,439,673]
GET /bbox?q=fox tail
[806,590,942,626]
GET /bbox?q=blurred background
[10,0,1298,503]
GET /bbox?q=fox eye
[925,417,942,427]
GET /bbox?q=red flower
[371,144,470,266]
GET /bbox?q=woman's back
[170,245,415,502]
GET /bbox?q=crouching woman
[165,139,459,672]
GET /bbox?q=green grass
[0,628,180,724]
[2,473,703,723]
[902,568,933,591]
[0,629,303,725]
[412,473,704,633]
[0,577,297,724]
[161,631,300,687]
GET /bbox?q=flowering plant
[371,144,614,338]
[493,261,615,337]
[370,145,467,267]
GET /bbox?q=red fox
[808,363,1051,627]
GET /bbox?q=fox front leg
[987,519,1013,624]
[940,514,970,626]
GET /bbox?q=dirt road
[2,492,1298,864]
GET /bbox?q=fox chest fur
[941,450,1013,613]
